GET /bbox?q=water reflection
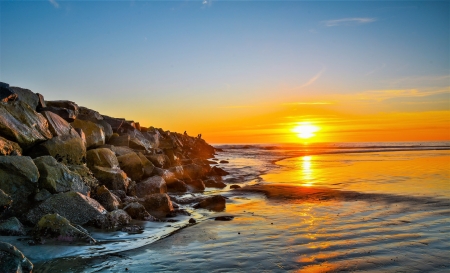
[301,156,314,186]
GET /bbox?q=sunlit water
[15,142,450,272]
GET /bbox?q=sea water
[23,142,450,272]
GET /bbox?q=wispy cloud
[294,67,326,90]
[49,0,59,8]
[352,87,450,101]
[282,102,334,106]
[322,17,376,27]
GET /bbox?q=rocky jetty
[0,82,229,271]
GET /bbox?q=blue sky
[1,1,449,142]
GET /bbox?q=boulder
[210,166,230,176]
[168,165,185,180]
[129,137,147,150]
[27,129,86,165]
[117,152,144,182]
[10,86,39,110]
[166,179,188,193]
[33,156,90,195]
[123,202,150,220]
[137,152,155,178]
[86,148,119,169]
[109,145,135,157]
[146,154,170,168]
[107,134,129,147]
[0,242,33,273]
[152,167,177,184]
[0,156,39,216]
[0,136,22,156]
[193,195,226,211]
[0,101,52,150]
[67,165,99,189]
[0,217,26,236]
[186,179,205,192]
[36,93,46,109]
[26,191,107,225]
[43,100,79,122]
[93,185,120,211]
[101,115,125,132]
[34,189,52,202]
[204,178,227,188]
[183,164,205,180]
[77,107,113,140]
[230,184,241,189]
[135,176,167,197]
[142,129,160,149]
[0,83,18,102]
[40,110,73,137]
[0,189,12,215]
[139,193,173,219]
[71,119,105,149]
[94,209,131,229]
[126,180,137,196]
[33,213,95,244]
[91,166,129,192]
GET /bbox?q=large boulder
[135,176,167,197]
[139,193,173,219]
[0,217,26,236]
[183,164,206,180]
[33,156,89,195]
[0,156,39,216]
[0,101,52,150]
[91,166,129,192]
[40,110,73,137]
[185,179,206,192]
[193,195,226,211]
[117,152,144,181]
[71,119,105,149]
[107,145,134,157]
[67,165,99,189]
[43,100,79,122]
[146,154,170,168]
[107,134,129,147]
[204,176,227,188]
[26,191,107,225]
[86,148,119,169]
[166,179,188,193]
[123,202,151,220]
[0,83,18,102]
[77,107,113,140]
[93,185,120,211]
[94,209,131,229]
[138,152,154,178]
[10,86,39,110]
[0,242,33,273]
[33,213,95,244]
[0,136,22,156]
[27,129,86,165]
[0,189,12,215]
[142,129,160,149]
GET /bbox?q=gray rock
[94,209,131,229]
[43,100,79,122]
[26,191,107,225]
[146,154,170,168]
[93,185,121,211]
[135,176,167,197]
[71,119,105,149]
[0,189,12,215]
[0,101,52,150]
[86,148,119,169]
[67,165,99,189]
[152,167,177,184]
[186,179,206,192]
[40,110,73,137]
[166,179,188,193]
[0,242,33,273]
[0,156,39,216]
[139,193,173,219]
[117,152,144,182]
[193,195,226,211]
[137,152,155,178]
[91,166,129,192]
[123,202,150,220]
[33,156,89,195]
[0,83,18,102]
[107,134,129,147]
[0,217,26,236]
[10,86,39,110]
[34,189,52,202]
[0,136,22,156]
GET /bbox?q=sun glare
[293,122,319,139]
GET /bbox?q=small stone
[230,185,241,189]
[214,216,234,221]
[189,218,196,224]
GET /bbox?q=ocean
[19,141,450,272]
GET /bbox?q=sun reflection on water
[301,156,314,187]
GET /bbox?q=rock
[107,145,135,157]
[137,152,155,178]
[214,216,234,221]
[146,154,170,168]
[185,179,205,192]
[152,167,177,184]
[77,107,113,141]
[26,191,107,225]
[40,110,73,137]
[126,180,137,196]
[0,100,52,150]
[123,202,150,220]
[168,165,184,180]
[189,218,196,224]
[193,195,226,211]
[33,156,90,195]
[86,148,119,169]
[36,93,46,109]
[34,189,52,202]
[0,83,18,102]
[110,190,126,201]
[93,185,121,211]
[135,176,167,197]
[183,164,206,180]
[129,137,147,150]
[92,166,129,192]
[0,217,26,236]
[230,184,241,189]
[101,115,125,133]
[0,242,33,273]
[71,119,105,149]
[0,189,12,215]
[117,152,144,181]
[0,136,22,156]
[0,156,39,216]
[67,165,99,189]
[139,193,173,219]
[204,178,227,188]
[210,166,230,176]
[166,179,188,193]
[107,134,129,147]
[166,209,190,217]
[33,213,95,244]
[43,100,79,122]
[10,86,39,110]
[94,209,131,229]
[219,160,229,164]
[121,225,143,234]
[142,129,160,149]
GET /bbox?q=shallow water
[24,143,450,272]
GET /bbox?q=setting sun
[293,122,320,139]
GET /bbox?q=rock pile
[0,82,229,271]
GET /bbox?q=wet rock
[110,190,127,201]
[0,189,12,215]
[166,209,191,217]
[139,193,173,219]
[138,152,155,178]
[123,202,150,220]
[214,216,234,221]
[67,165,99,189]
[152,167,177,184]
[142,129,160,149]
[10,86,39,110]
[219,160,229,164]
[135,176,167,197]
[33,156,89,195]
[0,156,39,216]
[0,83,18,102]
[204,178,227,188]
[93,185,121,211]
[107,134,129,147]
[33,213,95,244]
[86,148,119,169]
[117,152,144,182]
[168,165,184,180]
[210,166,230,176]
[193,195,226,211]
[40,110,73,137]
[186,179,206,192]
[0,217,26,236]
[107,145,134,156]
[43,100,79,122]
[0,136,22,156]
[167,179,188,193]
[146,154,170,168]
[0,242,33,273]
[34,189,52,202]
[0,100,52,150]
[71,119,105,149]
[230,184,241,189]
[189,218,196,224]
[28,130,86,165]
[94,209,131,229]
[122,225,143,234]
[26,191,107,225]
[91,166,129,192]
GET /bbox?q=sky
[1,0,449,143]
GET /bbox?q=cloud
[282,102,334,106]
[352,87,449,101]
[322,17,376,27]
[49,0,59,8]
[293,67,326,90]
[219,105,256,109]
[365,63,386,76]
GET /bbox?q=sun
[292,122,319,139]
